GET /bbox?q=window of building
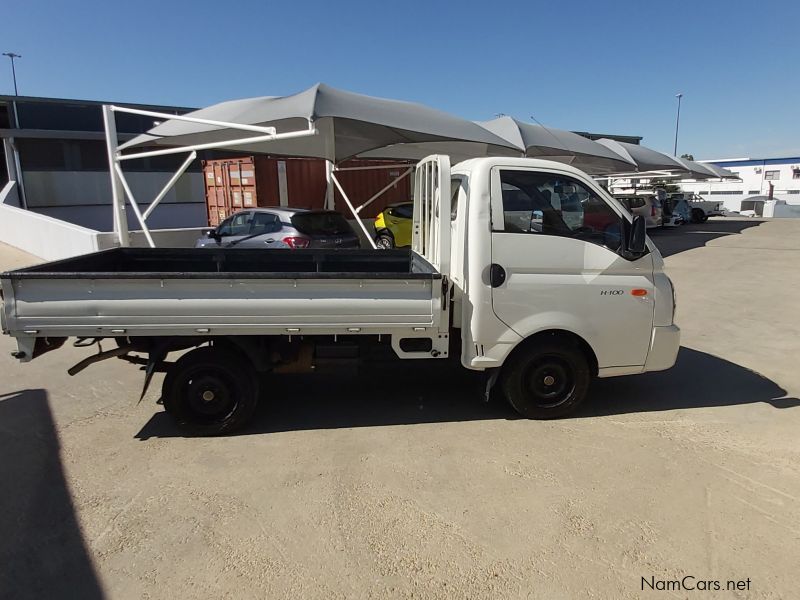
[748,190,761,195]
[16,139,69,170]
[498,169,622,252]
[787,190,800,194]
[793,169,800,179]
[764,170,780,180]
[709,190,743,195]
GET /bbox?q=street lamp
[2,52,21,95]
[673,93,683,156]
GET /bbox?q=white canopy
[478,116,636,175]
[120,83,521,162]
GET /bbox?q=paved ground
[1,217,798,599]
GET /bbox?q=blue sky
[2,0,798,159]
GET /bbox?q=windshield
[291,212,354,236]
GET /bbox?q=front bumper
[644,324,681,372]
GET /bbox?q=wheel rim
[522,356,575,408]
[376,237,393,249]
[181,367,239,424]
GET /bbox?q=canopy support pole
[325,161,335,210]
[143,151,197,220]
[114,163,155,248]
[103,105,130,246]
[330,172,377,249]
[355,167,413,214]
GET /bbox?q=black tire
[375,233,395,250]
[500,337,591,419]
[162,347,259,436]
[691,208,706,224]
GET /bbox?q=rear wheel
[162,347,259,436]
[501,338,591,419]
[375,233,395,249]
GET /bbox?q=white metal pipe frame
[103,105,410,249]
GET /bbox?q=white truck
[1,156,680,435]
[669,192,724,223]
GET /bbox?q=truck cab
[444,157,678,383]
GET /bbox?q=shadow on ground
[648,219,764,258]
[136,347,798,438]
[0,389,104,600]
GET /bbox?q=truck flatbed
[1,247,446,343]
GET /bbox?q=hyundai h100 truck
[0,156,680,435]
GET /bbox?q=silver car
[196,207,360,249]
[614,195,663,229]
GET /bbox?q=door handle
[490,263,506,288]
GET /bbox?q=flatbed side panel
[6,277,437,336]
[1,247,440,279]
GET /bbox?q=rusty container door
[227,157,259,211]
[204,156,410,223]
[203,160,232,226]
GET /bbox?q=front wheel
[691,208,707,223]
[162,347,259,435]
[500,338,591,419]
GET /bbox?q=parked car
[613,194,663,228]
[669,193,724,223]
[374,202,413,249]
[196,207,360,249]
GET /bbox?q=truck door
[489,167,655,368]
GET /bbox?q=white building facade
[682,157,800,216]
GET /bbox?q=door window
[497,170,622,251]
[217,212,252,236]
[249,212,281,235]
[390,204,414,219]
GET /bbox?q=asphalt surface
[1,217,798,599]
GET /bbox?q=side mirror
[205,228,221,240]
[622,215,647,258]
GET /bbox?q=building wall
[681,158,800,212]
[22,170,206,230]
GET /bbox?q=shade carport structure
[690,161,739,180]
[594,138,687,173]
[110,83,522,247]
[478,116,637,175]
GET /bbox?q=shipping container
[202,156,412,226]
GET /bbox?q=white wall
[0,181,105,260]
[23,170,205,207]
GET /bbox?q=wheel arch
[503,329,599,377]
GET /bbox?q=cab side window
[498,170,622,251]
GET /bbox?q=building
[682,157,800,213]
[1,95,206,231]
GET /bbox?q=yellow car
[374,202,413,249]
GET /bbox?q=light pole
[673,93,683,156]
[2,52,21,95]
